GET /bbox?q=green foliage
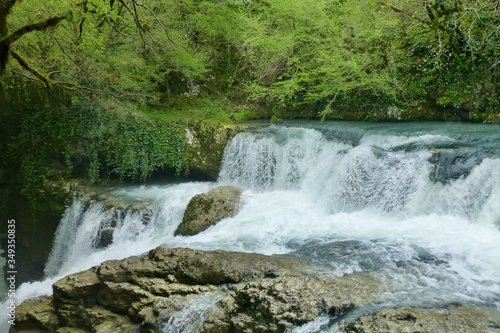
[5,0,212,104]
[5,95,186,204]
[6,0,500,216]
[384,0,500,115]
[4,0,500,125]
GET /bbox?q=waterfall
[219,125,500,223]
[43,182,214,279]
[3,121,500,332]
[44,200,103,277]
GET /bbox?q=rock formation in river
[12,246,500,333]
[11,246,379,333]
[345,306,500,333]
[175,186,243,236]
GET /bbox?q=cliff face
[11,246,379,333]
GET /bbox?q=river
[2,121,500,332]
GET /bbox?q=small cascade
[44,201,107,277]
[159,293,223,333]
[285,316,337,333]
[219,126,336,190]
[43,182,213,280]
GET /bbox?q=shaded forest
[2,0,500,117]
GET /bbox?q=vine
[6,98,186,206]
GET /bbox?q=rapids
[2,121,500,332]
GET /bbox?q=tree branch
[377,1,428,24]
[1,15,66,46]
[0,15,66,76]
[9,49,52,88]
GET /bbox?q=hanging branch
[131,0,193,54]
[9,49,52,88]
[0,15,66,76]
[117,0,148,50]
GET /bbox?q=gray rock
[98,247,315,285]
[56,328,90,333]
[175,186,243,236]
[224,274,380,332]
[345,306,500,333]
[13,246,379,333]
[94,227,114,248]
[184,124,248,180]
[53,268,100,301]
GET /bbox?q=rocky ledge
[12,246,378,333]
[345,306,500,333]
[11,246,500,333]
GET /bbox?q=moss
[183,122,248,180]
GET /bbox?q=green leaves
[0,75,186,202]
[4,0,500,121]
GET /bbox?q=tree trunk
[0,1,16,76]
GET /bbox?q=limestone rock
[96,281,153,314]
[11,297,59,332]
[184,124,247,179]
[56,328,89,333]
[346,306,500,333]
[13,246,381,333]
[94,227,114,249]
[175,186,243,236]
[53,268,100,301]
[225,274,380,332]
[77,306,138,333]
[98,247,314,285]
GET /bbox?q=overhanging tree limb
[0,15,66,76]
[9,49,52,88]
[1,15,66,46]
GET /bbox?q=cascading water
[2,121,500,332]
[159,293,224,333]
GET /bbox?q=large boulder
[175,186,243,236]
[11,246,380,333]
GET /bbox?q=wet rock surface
[12,246,500,333]
[345,306,500,333]
[11,247,378,333]
[175,186,243,236]
[184,124,248,180]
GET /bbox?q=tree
[0,0,65,84]
[1,0,211,103]
[380,0,500,113]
